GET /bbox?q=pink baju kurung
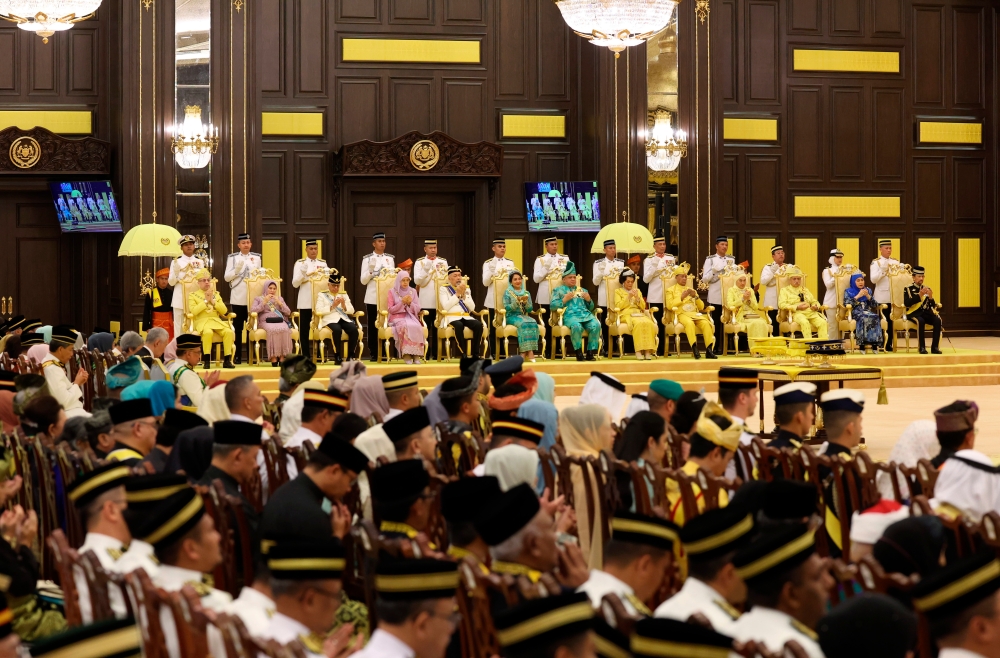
[388,272,425,357]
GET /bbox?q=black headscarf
[817,593,917,658]
[164,426,215,481]
[873,515,946,577]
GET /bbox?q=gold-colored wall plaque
[9,136,41,169]
[409,140,440,171]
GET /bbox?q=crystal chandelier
[646,108,687,172]
[0,0,102,43]
[171,105,219,170]
[554,0,677,55]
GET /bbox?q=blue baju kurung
[845,288,884,348]
[550,284,601,351]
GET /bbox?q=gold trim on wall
[836,238,860,269]
[723,118,777,141]
[751,238,776,283]
[793,49,899,73]
[917,238,941,303]
[794,196,900,218]
[794,238,819,297]
[261,112,324,136]
[504,238,523,273]
[342,38,480,64]
[501,115,566,139]
[262,239,281,277]
[957,238,980,308]
[0,111,92,134]
[918,122,982,144]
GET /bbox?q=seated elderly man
[930,400,997,522]
[778,266,828,339]
[188,268,236,369]
[549,261,601,361]
[664,267,717,359]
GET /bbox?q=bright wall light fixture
[554,0,678,55]
[171,105,219,170]
[646,108,686,172]
[0,0,101,43]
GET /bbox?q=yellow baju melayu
[188,289,236,355]
[726,285,770,338]
[614,287,657,353]
[778,284,828,339]
[665,283,714,348]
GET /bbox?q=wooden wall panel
[0,31,15,93]
[873,88,904,180]
[789,87,823,180]
[830,87,863,180]
[537,152,569,183]
[496,0,527,98]
[721,155,737,221]
[392,79,434,135]
[873,0,903,36]
[68,30,97,95]
[391,0,433,23]
[952,8,983,107]
[499,153,528,222]
[295,153,327,223]
[914,159,944,222]
[790,0,820,33]
[295,0,326,95]
[953,158,983,223]
[445,0,486,23]
[719,1,738,102]
[536,0,569,100]
[831,0,863,35]
[30,36,57,94]
[747,1,780,103]
[747,156,780,220]
[913,7,943,105]
[338,78,380,144]
[444,79,484,142]
[260,153,286,224]
[339,0,379,21]
[260,0,284,94]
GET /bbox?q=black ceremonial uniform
[817,442,853,558]
[260,473,332,543]
[769,429,804,450]
[903,283,942,353]
[198,464,260,569]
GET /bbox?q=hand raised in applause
[402,294,412,305]
[74,368,89,386]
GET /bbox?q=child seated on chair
[550,261,601,362]
[614,269,657,360]
[388,270,425,364]
[778,266,829,340]
[188,268,236,369]
[315,273,359,364]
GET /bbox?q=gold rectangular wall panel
[836,238,860,270]
[501,115,566,139]
[262,240,281,280]
[342,38,480,64]
[301,239,323,261]
[752,238,776,286]
[261,112,324,136]
[794,196,900,218]
[918,122,982,144]
[723,118,778,141]
[793,49,899,73]
[957,238,980,308]
[917,238,941,304]
[0,110,92,134]
[794,238,819,297]
[504,238,523,273]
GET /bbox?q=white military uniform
[360,252,395,305]
[168,253,205,334]
[482,256,515,308]
[653,576,740,634]
[414,256,448,309]
[259,612,324,658]
[822,260,851,340]
[224,250,261,305]
[166,359,206,409]
[869,255,898,305]
[438,284,477,328]
[74,532,129,623]
[643,252,676,303]
[41,353,89,418]
[114,539,160,578]
[283,425,324,479]
[532,252,568,305]
[577,569,645,616]
[315,290,355,326]
[353,628,417,658]
[227,586,276,633]
[702,254,732,305]
[592,257,625,307]
[730,606,824,658]
[724,413,758,481]
[154,564,232,658]
[292,256,328,310]
[759,261,782,308]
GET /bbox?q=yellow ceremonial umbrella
[118,223,183,257]
[590,221,654,254]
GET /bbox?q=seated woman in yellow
[726,272,770,349]
[666,401,741,526]
[664,268,717,359]
[188,268,236,369]
[777,266,828,339]
[614,269,657,360]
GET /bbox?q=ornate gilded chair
[492,269,545,360]
[181,272,235,367]
[309,270,364,363]
[774,266,826,338]
[605,271,658,359]
[888,265,936,353]
[657,266,684,357]
[720,268,769,355]
[374,268,428,363]
[548,287,603,360]
[435,270,488,361]
[245,269,300,365]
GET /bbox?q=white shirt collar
[954,449,993,466]
[938,650,988,658]
[269,611,310,639]
[384,408,403,421]
[230,413,257,424]
[294,426,323,443]
[681,576,725,601]
[582,569,634,596]
[363,629,416,658]
[236,586,275,610]
[155,564,204,586]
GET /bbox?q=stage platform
[217,348,1000,400]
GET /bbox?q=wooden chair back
[641,460,669,512]
[47,529,84,626]
[855,553,919,595]
[663,429,686,470]
[537,447,557,496]
[165,585,211,658]
[260,438,291,498]
[598,593,640,636]
[911,495,977,559]
[549,444,576,507]
[915,459,939,498]
[125,569,170,658]
[455,560,500,658]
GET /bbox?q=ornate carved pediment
[0,126,111,174]
[333,131,503,178]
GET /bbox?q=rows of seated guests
[0,326,996,658]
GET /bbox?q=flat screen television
[524,181,601,232]
[50,181,122,233]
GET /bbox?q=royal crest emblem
[9,136,41,169]
[409,139,440,171]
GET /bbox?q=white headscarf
[484,444,540,491]
[931,449,1000,523]
[625,393,649,419]
[197,384,231,425]
[579,373,628,423]
[877,420,940,501]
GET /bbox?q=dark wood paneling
[747,1,780,103]
[953,158,983,222]
[747,156,780,220]
[295,152,327,223]
[719,0,738,102]
[914,158,944,222]
[953,8,983,107]
[30,35,57,94]
[295,0,326,95]
[338,78,380,144]
[338,0,379,21]
[496,0,527,98]
[873,88,904,180]
[444,79,485,142]
[790,0,820,32]
[260,0,284,94]
[390,0,433,23]
[536,0,568,100]
[391,79,434,136]
[789,86,823,179]
[831,0,862,35]
[261,153,286,224]
[445,0,485,23]
[873,0,903,36]
[913,7,944,105]
[499,153,528,221]
[830,87,863,180]
[68,29,98,95]
[537,152,569,182]
[721,155,737,221]
[0,30,16,93]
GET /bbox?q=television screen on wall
[524,181,601,232]
[50,181,122,233]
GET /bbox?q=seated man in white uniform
[578,511,678,616]
[41,324,90,418]
[655,504,757,634]
[285,389,348,479]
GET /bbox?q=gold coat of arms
[409,140,440,171]
[9,136,41,169]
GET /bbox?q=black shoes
[932,348,943,354]
[692,345,701,360]
[705,348,718,360]
[223,356,236,369]
[202,355,212,369]
[575,349,585,361]
[919,347,927,354]
[585,351,596,361]
[233,355,242,365]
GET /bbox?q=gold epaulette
[713,599,741,620]
[791,618,819,641]
[185,580,213,597]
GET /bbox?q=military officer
[41,325,90,418]
[314,273,359,364]
[904,265,942,354]
[769,382,816,449]
[759,244,786,337]
[493,594,595,658]
[702,235,734,351]
[292,239,328,360]
[632,618,737,658]
[360,232,395,361]
[643,230,676,356]
[664,268,716,359]
[167,235,205,336]
[870,239,899,351]
[482,238,515,356]
[592,239,625,356]
[166,334,215,409]
[224,232,261,364]
[821,248,848,340]
[414,239,448,359]
[532,236,569,346]
[188,268,236,369]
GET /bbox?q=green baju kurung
[550,284,601,350]
[503,286,539,352]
